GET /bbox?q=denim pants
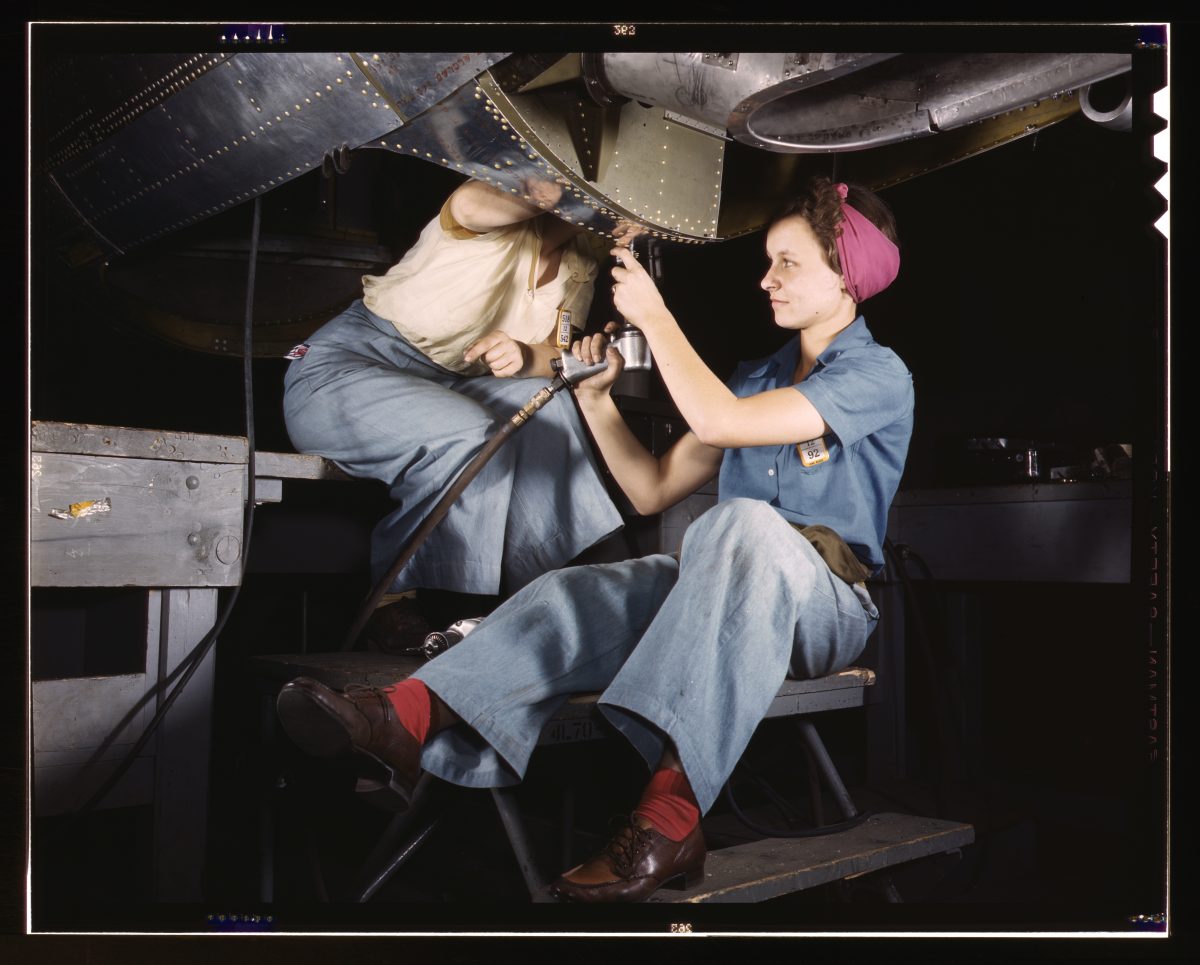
[282,301,624,594]
[414,498,880,814]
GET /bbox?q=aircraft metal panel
[355,50,509,122]
[47,52,409,253]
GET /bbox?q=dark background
[13,20,1180,953]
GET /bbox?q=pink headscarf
[833,182,900,303]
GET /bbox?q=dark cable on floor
[61,195,264,827]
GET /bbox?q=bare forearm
[575,393,674,515]
[639,312,746,447]
[611,247,827,447]
[450,180,544,232]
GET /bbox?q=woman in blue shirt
[277,176,914,902]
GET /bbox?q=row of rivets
[73,52,402,247]
[386,79,714,245]
[46,54,226,169]
[89,63,371,223]
[475,83,626,238]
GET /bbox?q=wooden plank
[778,667,874,694]
[766,668,874,718]
[252,656,870,704]
[31,420,349,480]
[152,588,218,901]
[31,451,246,587]
[32,420,248,463]
[647,812,974,903]
[31,674,158,816]
[254,451,349,481]
[253,477,284,504]
[547,668,874,724]
[251,654,874,745]
[31,674,155,754]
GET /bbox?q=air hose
[340,350,619,651]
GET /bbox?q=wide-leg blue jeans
[414,498,880,813]
[282,301,624,595]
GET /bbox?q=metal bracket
[702,53,739,71]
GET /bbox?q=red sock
[634,767,700,841]
[383,678,432,745]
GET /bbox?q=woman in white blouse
[282,178,625,600]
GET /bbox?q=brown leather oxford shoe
[549,816,706,902]
[276,676,421,809]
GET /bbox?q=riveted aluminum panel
[493,74,727,242]
[368,69,726,244]
[354,51,508,122]
[46,53,411,253]
[38,53,234,171]
[596,51,894,139]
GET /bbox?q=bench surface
[253,652,875,745]
[251,651,968,905]
[647,811,974,904]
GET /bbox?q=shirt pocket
[791,434,839,475]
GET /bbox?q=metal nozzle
[551,352,611,385]
[610,322,652,371]
[552,324,654,385]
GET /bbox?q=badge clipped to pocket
[797,436,831,468]
[555,308,574,349]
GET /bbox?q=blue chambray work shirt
[717,316,914,573]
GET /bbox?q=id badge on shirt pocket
[556,308,574,348]
[797,436,830,468]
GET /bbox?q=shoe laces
[603,817,655,875]
[341,683,396,719]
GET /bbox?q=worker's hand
[463,331,532,378]
[611,246,671,332]
[570,325,624,395]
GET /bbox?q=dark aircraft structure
[38,49,1133,354]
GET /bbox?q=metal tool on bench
[407,617,485,661]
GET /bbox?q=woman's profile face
[760,215,849,332]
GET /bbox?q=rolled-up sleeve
[795,348,914,448]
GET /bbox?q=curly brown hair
[771,177,898,275]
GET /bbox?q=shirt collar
[744,316,871,383]
[814,315,872,368]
